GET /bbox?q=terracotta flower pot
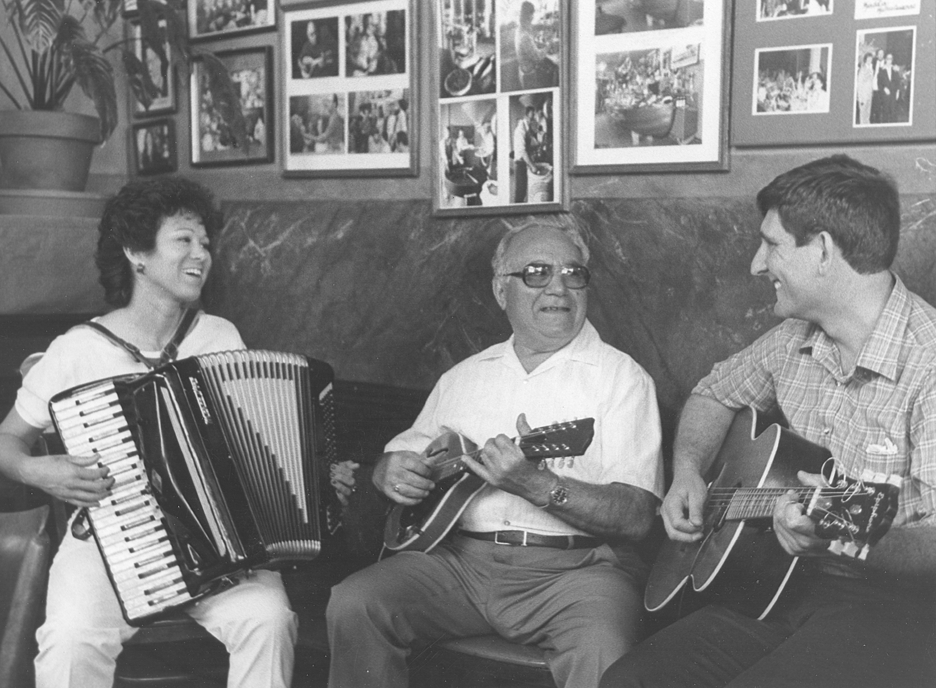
[0,111,101,191]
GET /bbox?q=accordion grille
[197,350,320,558]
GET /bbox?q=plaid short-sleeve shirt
[695,275,936,529]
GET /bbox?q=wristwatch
[548,480,569,507]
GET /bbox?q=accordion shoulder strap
[80,308,199,370]
[67,307,199,543]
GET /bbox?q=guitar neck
[711,486,820,521]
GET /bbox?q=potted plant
[0,0,245,191]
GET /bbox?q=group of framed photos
[732,0,936,146]
[129,0,278,176]
[125,0,935,213]
[129,0,416,177]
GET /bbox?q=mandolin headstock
[518,418,595,460]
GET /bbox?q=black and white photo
[188,0,275,40]
[191,47,274,167]
[854,27,915,126]
[283,0,416,176]
[132,119,176,175]
[753,44,832,115]
[572,0,729,173]
[131,20,175,116]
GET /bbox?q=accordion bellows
[49,350,340,625]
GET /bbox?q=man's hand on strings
[462,414,556,504]
[773,470,830,557]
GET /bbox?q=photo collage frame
[571,0,730,174]
[281,0,417,177]
[432,0,566,215]
[733,0,936,145]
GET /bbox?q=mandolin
[382,418,595,554]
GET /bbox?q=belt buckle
[494,531,528,546]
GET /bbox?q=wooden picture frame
[281,0,418,178]
[732,0,936,146]
[570,0,730,175]
[132,119,178,175]
[432,0,568,216]
[190,47,275,167]
[131,19,177,117]
[188,0,276,41]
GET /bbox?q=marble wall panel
[206,194,936,432]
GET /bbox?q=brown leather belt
[458,530,600,550]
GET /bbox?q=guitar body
[383,419,595,555]
[645,407,831,619]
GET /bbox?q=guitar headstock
[806,468,902,560]
[519,418,595,460]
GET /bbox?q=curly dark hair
[756,154,900,274]
[95,176,223,307]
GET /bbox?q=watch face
[550,484,569,505]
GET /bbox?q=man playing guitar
[602,155,936,687]
[326,222,664,688]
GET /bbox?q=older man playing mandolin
[325,221,664,688]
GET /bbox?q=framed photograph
[188,0,276,41]
[432,0,566,216]
[753,43,833,115]
[282,0,417,177]
[190,47,274,167]
[132,119,177,175]
[732,0,935,145]
[131,20,176,117]
[853,27,916,127]
[757,0,833,21]
[570,0,730,175]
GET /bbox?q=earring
[135,263,146,275]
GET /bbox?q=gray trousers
[326,534,645,688]
[600,572,936,688]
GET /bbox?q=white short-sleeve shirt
[385,320,665,536]
[16,313,245,431]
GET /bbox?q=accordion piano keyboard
[50,380,196,623]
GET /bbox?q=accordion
[49,350,341,625]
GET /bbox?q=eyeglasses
[502,263,590,289]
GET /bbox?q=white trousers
[35,529,298,688]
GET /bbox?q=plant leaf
[89,0,123,31]
[138,0,187,64]
[122,48,161,111]
[9,0,64,54]
[56,16,116,140]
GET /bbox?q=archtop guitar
[383,418,595,554]
[644,406,901,620]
